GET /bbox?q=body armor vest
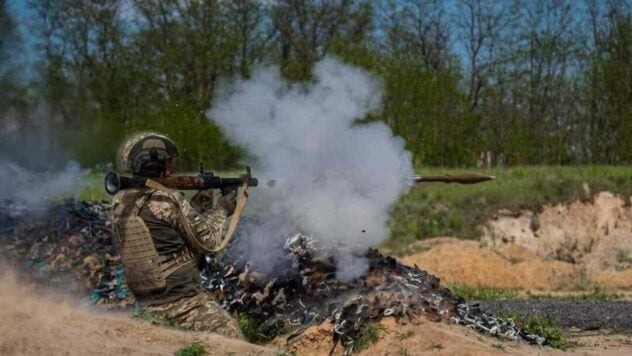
[112,190,194,295]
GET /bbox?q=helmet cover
[118,132,179,175]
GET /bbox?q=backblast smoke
[208,57,414,278]
[0,126,86,214]
[0,158,84,214]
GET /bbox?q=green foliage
[526,288,622,301]
[13,2,632,169]
[387,166,632,251]
[351,323,389,352]
[450,284,519,301]
[378,56,474,167]
[174,341,207,356]
[237,314,285,344]
[587,15,632,164]
[507,314,573,350]
[134,309,180,329]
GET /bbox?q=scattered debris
[0,200,546,354]
[0,199,136,310]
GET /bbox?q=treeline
[1,0,631,169]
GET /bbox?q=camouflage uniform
[111,132,242,339]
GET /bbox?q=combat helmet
[118,132,179,177]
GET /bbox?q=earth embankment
[402,192,632,291]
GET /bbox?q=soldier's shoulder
[146,189,184,223]
[112,189,147,217]
[147,189,182,203]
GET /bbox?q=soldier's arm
[173,192,230,253]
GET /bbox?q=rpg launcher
[413,172,495,185]
[105,165,258,195]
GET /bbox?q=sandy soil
[0,269,276,356]
[276,317,632,356]
[402,192,632,291]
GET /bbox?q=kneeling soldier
[111,132,242,338]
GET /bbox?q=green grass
[526,288,622,301]
[386,166,632,252]
[174,341,207,356]
[77,170,110,201]
[450,284,520,301]
[505,314,573,350]
[237,314,285,344]
[351,323,389,352]
[451,285,624,301]
[133,309,181,329]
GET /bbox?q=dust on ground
[401,192,632,291]
[277,316,632,355]
[0,268,275,356]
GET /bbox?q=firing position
[110,132,243,338]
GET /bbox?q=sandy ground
[276,317,632,356]
[401,192,632,291]
[0,269,276,356]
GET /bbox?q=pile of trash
[202,233,545,353]
[0,200,545,354]
[0,200,136,310]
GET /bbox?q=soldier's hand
[191,189,214,213]
[217,190,237,216]
[220,185,238,197]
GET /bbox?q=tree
[271,0,373,80]
[587,13,632,163]
[0,0,26,116]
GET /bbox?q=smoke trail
[0,158,85,215]
[209,57,413,278]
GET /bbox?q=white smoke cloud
[0,159,85,214]
[209,57,413,278]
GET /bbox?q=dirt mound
[402,192,632,290]
[277,317,541,355]
[0,267,274,356]
[401,238,576,290]
[277,316,632,355]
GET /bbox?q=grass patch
[174,341,207,356]
[352,323,389,352]
[501,313,573,350]
[519,315,573,350]
[450,284,520,301]
[133,309,181,329]
[237,314,285,343]
[386,166,632,252]
[526,288,622,301]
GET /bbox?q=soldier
[110,132,243,338]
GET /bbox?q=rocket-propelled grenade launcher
[413,172,496,185]
[105,165,258,195]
